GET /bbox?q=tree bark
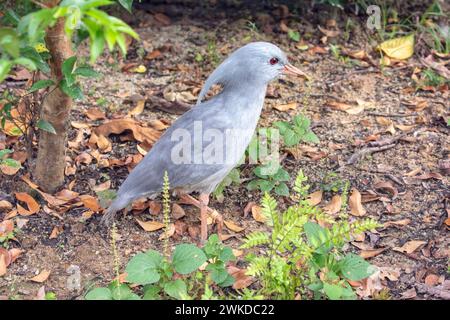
[34,18,73,192]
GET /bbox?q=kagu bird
[102,42,308,242]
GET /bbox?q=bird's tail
[101,195,130,226]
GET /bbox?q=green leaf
[62,56,77,78]
[283,128,300,147]
[21,46,50,73]
[14,57,36,71]
[274,182,289,196]
[259,179,276,192]
[0,59,13,83]
[253,166,268,179]
[206,262,229,284]
[60,80,83,100]
[274,121,290,134]
[303,131,320,144]
[0,27,20,58]
[273,168,290,182]
[323,283,343,300]
[118,0,133,12]
[110,283,140,300]
[125,250,162,285]
[36,119,57,134]
[304,222,328,248]
[163,279,187,300]
[172,244,207,275]
[339,253,376,281]
[85,287,112,300]
[288,30,300,42]
[143,285,160,300]
[29,80,55,93]
[1,158,21,168]
[0,149,13,159]
[73,66,99,77]
[217,274,235,287]
[247,179,260,191]
[219,246,234,262]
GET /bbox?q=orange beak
[283,64,310,80]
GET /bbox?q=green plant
[421,69,448,87]
[86,173,235,300]
[213,168,240,202]
[242,170,379,300]
[247,163,290,196]
[0,148,21,170]
[274,114,319,147]
[320,172,345,193]
[288,30,300,42]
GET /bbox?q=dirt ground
[0,1,449,300]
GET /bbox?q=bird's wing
[116,96,234,200]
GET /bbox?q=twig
[347,144,396,165]
[367,112,418,118]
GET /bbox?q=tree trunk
[34,18,73,193]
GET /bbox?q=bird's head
[197,42,308,104]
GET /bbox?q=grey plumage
[103,42,305,224]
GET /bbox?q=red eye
[269,57,279,65]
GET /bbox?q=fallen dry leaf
[95,119,161,146]
[0,254,6,277]
[378,34,414,60]
[393,240,427,254]
[15,192,40,215]
[227,266,255,290]
[0,200,12,211]
[323,195,342,215]
[251,205,266,223]
[224,220,245,233]
[383,218,411,228]
[424,274,440,287]
[172,203,185,220]
[159,224,175,240]
[49,226,63,239]
[273,102,297,112]
[360,248,386,259]
[30,270,51,283]
[128,99,145,117]
[349,188,366,216]
[148,201,161,215]
[373,181,398,198]
[85,107,106,121]
[307,190,323,206]
[136,219,165,232]
[79,195,101,212]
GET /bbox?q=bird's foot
[100,210,116,227]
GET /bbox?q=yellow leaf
[224,220,245,233]
[132,65,147,73]
[30,270,51,283]
[378,34,414,60]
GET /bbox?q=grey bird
[102,42,308,241]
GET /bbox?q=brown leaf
[145,50,162,60]
[79,195,101,212]
[413,172,443,180]
[224,220,245,233]
[92,180,111,192]
[373,181,398,198]
[0,219,14,238]
[323,195,342,215]
[393,240,427,254]
[243,201,256,218]
[85,107,106,121]
[318,25,340,37]
[360,248,386,259]
[95,119,161,146]
[96,134,112,152]
[8,248,22,264]
[251,205,266,223]
[307,190,323,206]
[383,218,411,228]
[15,192,40,215]
[0,200,12,211]
[49,226,63,239]
[424,274,440,287]
[35,286,46,300]
[0,254,6,277]
[128,99,145,117]
[172,203,185,220]
[227,266,255,290]
[273,102,297,112]
[30,270,51,283]
[75,152,92,165]
[136,218,165,232]
[154,13,171,26]
[159,224,175,240]
[148,201,161,215]
[0,163,20,175]
[349,188,366,216]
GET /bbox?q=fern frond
[241,231,270,249]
